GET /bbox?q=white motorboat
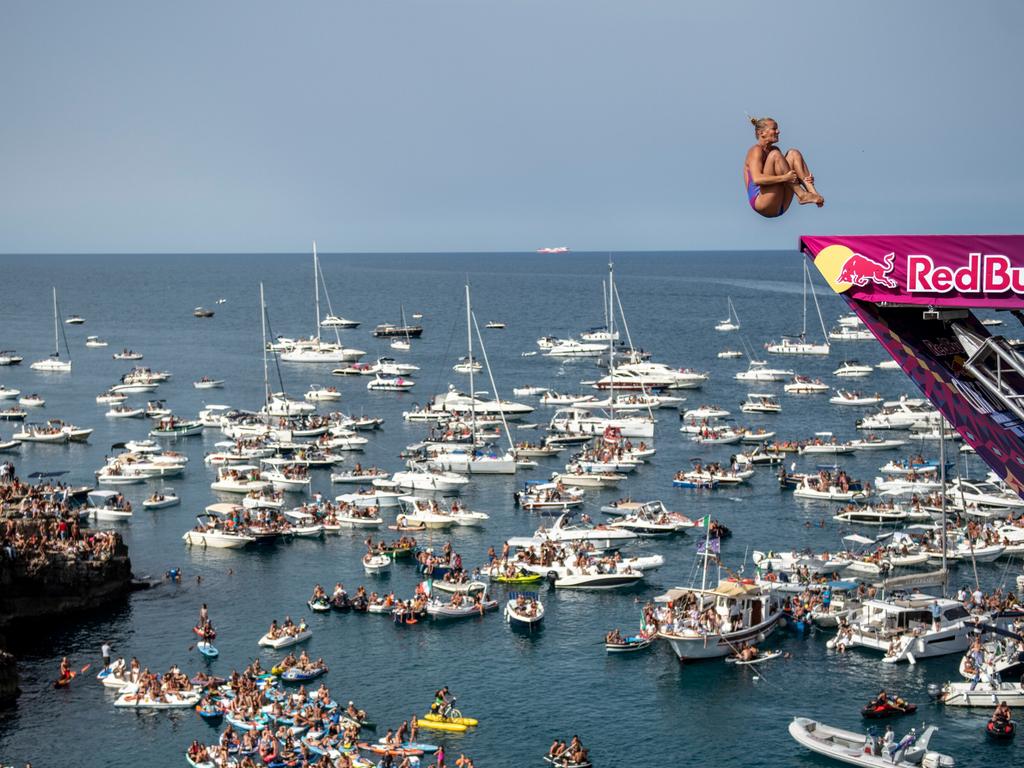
[505,595,544,627]
[260,458,311,493]
[788,717,952,768]
[304,385,341,401]
[85,336,108,348]
[830,594,975,662]
[18,394,44,408]
[793,475,867,502]
[834,361,874,377]
[947,477,1024,509]
[539,391,597,406]
[143,489,180,509]
[210,464,267,494]
[830,390,883,406]
[112,350,144,360]
[545,567,644,590]
[0,352,23,366]
[549,407,654,439]
[452,356,483,373]
[735,361,793,382]
[363,553,392,573]
[513,386,546,396]
[106,405,144,419]
[717,350,743,359]
[740,393,781,414]
[85,490,133,521]
[682,405,731,420]
[262,393,316,417]
[939,680,1024,707]
[850,437,907,451]
[877,360,901,370]
[96,390,127,405]
[828,326,874,341]
[182,506,257,548]
[64,315,84,325]
[0,386,20,401]
[552,469,626,488]
[392,469,469,492]
[367,375,414,391]
[784,375,830,394]
[594,362,708,391]
[514,512,638,549]
[833,505,909,526]
[258,627,312,649]
[31,288,73,372]
[12,424,68,443]
[320,314,360,328]
[330,467,390,484]
[193,378,225,389]
[111,382,158,394]
[714,297,741,332]
[150,418,203,438]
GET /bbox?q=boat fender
[546,571,558,583]
[742,578,754,585]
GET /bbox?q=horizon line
[0,247,796,257]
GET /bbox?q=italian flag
[696,515,711,528]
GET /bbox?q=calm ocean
[0,251,1011,767]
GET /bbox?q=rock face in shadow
[0,649,18,703]
[0,520,134,703]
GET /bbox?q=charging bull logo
[814,244,898,294]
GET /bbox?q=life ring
[765,573,778,582]
[742,578,755,585]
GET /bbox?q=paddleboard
[198,642,219,658]
[414,717,467,732]
[726,650,782,666]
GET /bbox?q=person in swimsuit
[744,116,823,217]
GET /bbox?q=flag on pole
[696,515,711,528]
[696,537,721,554]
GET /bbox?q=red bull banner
[801,234,1024,498]
[802,235,1024,309]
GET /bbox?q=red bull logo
[814,243,898,294]
[836,251,897,289]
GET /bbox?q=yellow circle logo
[813,244,857,293]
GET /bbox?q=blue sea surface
[0,251,1014,767]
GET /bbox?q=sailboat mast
[466,284,475,433]
[939,418,948,596]
[801,261,808,338]
[608,261,615,414]
[313,241,321,342]
[260,283,270,408]
[52,287,59,356]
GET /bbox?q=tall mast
[939,418,947,596]
[466,283,475,435]
[313,241,321,342]
[52,287,59,356]
[802,260,808,338]
[607,260,615,415]
[260,282,270,408]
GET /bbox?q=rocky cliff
[0,521,134,703]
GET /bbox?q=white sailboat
[390,306,413,351]
[426,285,517,474]
[280,242,364,363]
[31,288,72,372]
[765,261,831,355]
[714,297,741,332]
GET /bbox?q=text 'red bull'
[908,253,1024,294]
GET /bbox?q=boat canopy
[802,234,1024,501]
[205,503,244,515]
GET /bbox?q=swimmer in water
[744,116,824,218]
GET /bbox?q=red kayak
[988,719,1015,740]
[193,625,216,640]
[861,702,917,718]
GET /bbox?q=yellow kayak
[423,712,479,727]
[491,573,541,584]
[415,717,467,732]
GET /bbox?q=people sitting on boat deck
[548,740,568,761]
[310,583,327,602]
[605,628,624,645]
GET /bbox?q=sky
[0,1,1020,254]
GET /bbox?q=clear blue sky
[1,1,1019,253]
